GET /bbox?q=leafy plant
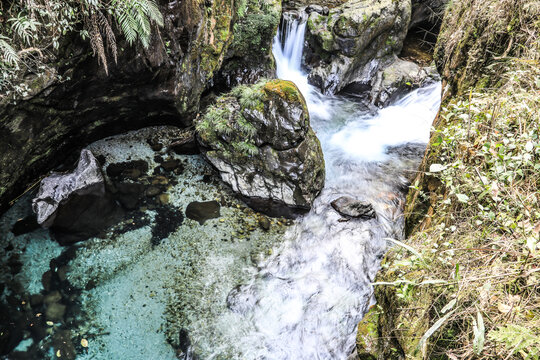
[489,324,540,359]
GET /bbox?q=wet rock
[151,176,169,185]
[369,58,439,106]
[147,136,164,152]
[331,196,375,219]
[50,193,125,245]
[185,201,221,225]
[43,291,62,305]
[32,150,104,227]
[196,79,325,216]
[158,194,170,205]
[30,294,44,307]
[161,159,181,172]
[45,302,66,322]
[258,216,271,231]
[32,150,125,244]
[112,182,146,210]
[10,215,39,236]
[146,186,161,197]
[305,4,328,15]
[42,271,52,292]
[304,0,412,94]
[106,160,148,179]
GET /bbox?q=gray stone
[331,196,375,219]
[370,58,439,106]
[305,0,412,94]
[32,149,105,227]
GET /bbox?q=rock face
[32,150,124,244]
[0,0,281,214]
[305,0,412,94]
[217,0,282,87]
[330,196,375,219]
[196,79,325,216]
[369,58,439,106]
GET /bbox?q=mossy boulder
[196,79,325,216]
[304,0,412,94]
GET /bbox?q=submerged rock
[106,160,149,179]
[185,201,221,225]
[331,196,375,219]
[196,79,325,216]
[305,0,412,94]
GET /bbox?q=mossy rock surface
[196,79,325,216]
[304,0,412,94]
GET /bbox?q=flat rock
[331,196,375,219]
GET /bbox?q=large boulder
[305,0,412,94]
[196,79,325,216]
[32,150,123,244]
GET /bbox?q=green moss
[229,0,280,58]
[263,79,302,103]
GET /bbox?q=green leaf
[456,194,469,203]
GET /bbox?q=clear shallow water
[0,14,441,360]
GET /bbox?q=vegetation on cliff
[361,1,540,359]
[0,0,163,99]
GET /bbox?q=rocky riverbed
[0,126,292,359]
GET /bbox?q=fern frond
[88,11,109,74]
[96,9,118,64]
[112,0,163,49]
[0,36,20,68]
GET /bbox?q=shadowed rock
[331,196,375,219]
[32,150,124,244]
[32,149,106,227]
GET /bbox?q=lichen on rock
[196,79,325,216]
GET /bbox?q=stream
[188,15,442,359]
[0,13,441,360]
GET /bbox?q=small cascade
[180,13,442,359]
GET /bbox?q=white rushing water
[186,14,443,360]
